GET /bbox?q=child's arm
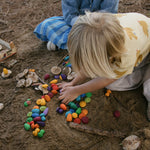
[100,0,119,13]
[57,71,87,89]
[62,0,80,26]
[59,77,116,104]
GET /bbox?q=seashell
[26,71,39,83]
[122,135,141,150]
[31,83,42,90]
[62,67,72,75]
[0,103,4,110]
[25,78,33,87]
[38,84,48,95]
[67,72,76,81]
[1,69,12,78]
[16,72,25,81]
[51,66,61,75]
[144,128,150,138]
[23,69,29,75]
[16,79,26,87]
[16,69,28,81]
[0,44,2,50]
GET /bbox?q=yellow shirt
[114,13,150,78]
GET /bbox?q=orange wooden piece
[82,109,88,115]
[66,113,72,122]
[79,113,86,119]
[51,90,58,95]
[44,95,51,102]
[29,69,35,72]
[33,106,39,109]
[60,103,67,110]
[105,92,110,97]
[31,123,39,129]
[107,89,112,93]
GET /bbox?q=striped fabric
[34,16,71,49]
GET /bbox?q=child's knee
[143,79,150,102]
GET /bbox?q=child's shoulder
[114,12,150,21]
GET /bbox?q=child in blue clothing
[34,0,119,50]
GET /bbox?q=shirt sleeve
[100,0,119,13]
[61,0,80,26]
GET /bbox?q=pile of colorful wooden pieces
[23,55,92,137]
[56,92,92,124]
[23,79,63,138]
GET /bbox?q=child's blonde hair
[68,12,126,79]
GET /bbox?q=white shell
[23,69,29,76]
[16,69,29,81]
[67,72,76,81]
[51,66,61,75]
[26,72,39,83]
[16,72,25,81]
[25,78,33,87]
[38,84,48,95]
[16,79,26,87]
[1,70,12,78]
[0,45,2,50]
[0,103,4,110]
[122,135,141,150]
[47,41,56,50]
[62,67,72,75]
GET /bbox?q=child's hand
[59,86,79,104]
[57,81,73,89]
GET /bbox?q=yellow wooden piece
[3,68,8,75]
[72,113,78,119]
[41,98,46,106]
[79,101,86,108]
[33,128,40,136]
[36,99,46,106]
[42,84,48,89]
[50,79,58,84]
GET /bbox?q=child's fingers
[60,87,66,93]
[61,98,69,104]
[59,94,65,100]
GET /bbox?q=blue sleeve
[62,0,80,26]
[100,0,119,13]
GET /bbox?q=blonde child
[58,12,150,120]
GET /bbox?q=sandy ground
[0,0,150,150]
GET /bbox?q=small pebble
[113,110,120,118]
[0,103,4,110]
